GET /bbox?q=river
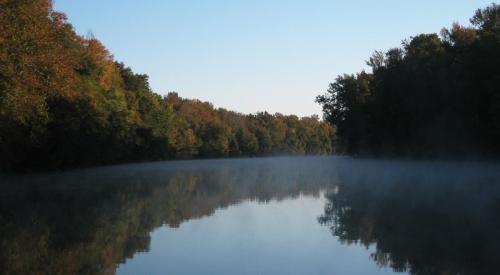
[1,156,499,274]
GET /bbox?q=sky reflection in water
[117,193,395,275]
[1,156,500,274]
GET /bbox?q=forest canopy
[317,4,500,158]
[0,0,334,171]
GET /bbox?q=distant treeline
[0,0,334,170]
[317,4,500,158]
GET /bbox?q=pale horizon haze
[54,0,493,117]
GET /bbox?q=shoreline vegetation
[0,0,334,171]
[2,2,499,172]
[317,4,500,159]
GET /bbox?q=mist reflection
[0,157,336,275]
[318,160,500,275]
[2,157,500,274]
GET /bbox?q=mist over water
[1,156,499,274]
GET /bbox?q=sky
[54,0,493,117]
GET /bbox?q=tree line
[0,0,334,171]
[317,4,500,158]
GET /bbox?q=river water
[1,156,499,274]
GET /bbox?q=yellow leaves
[0,0,80,101]
[166,123,199,156]
[83,39,117,90]
[0,0,337,169]
[99,61,117,90]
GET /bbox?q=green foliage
[317,4,500,158]
[0,0,334,170]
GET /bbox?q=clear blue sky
[54,0,493,117]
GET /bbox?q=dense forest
[0,0,334,171]
[317,4,500,158]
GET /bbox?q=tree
[317,4,500,158]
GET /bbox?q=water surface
[1,156,499,274]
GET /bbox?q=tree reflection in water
[318,160,500,275]
[0,157,336,275]
[2,157,500,275]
